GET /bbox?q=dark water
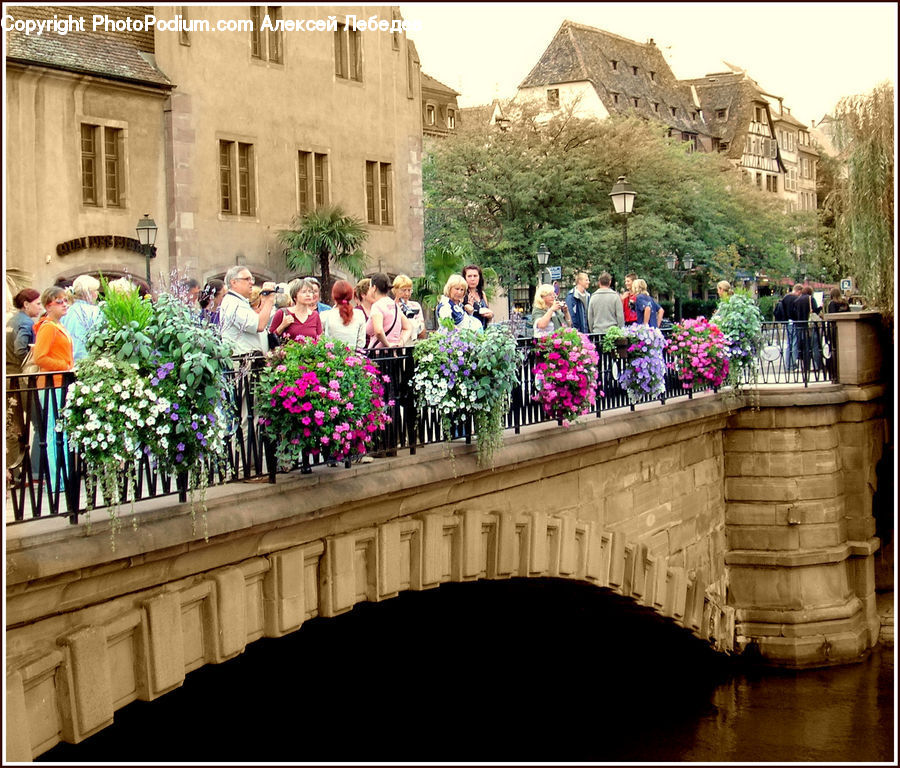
[40,578,894,763]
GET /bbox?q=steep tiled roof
[459,100,506,127]
[682,73,765,159]
[519,21,704,135]
[6,5,156,49]
[421,71,460,97]
[5,5,171,88]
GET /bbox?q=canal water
[40,578,894,763]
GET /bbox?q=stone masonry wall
[5,382,886,760]
[724,386,885,666]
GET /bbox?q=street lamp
[609,175,636,266]
[665,254,694,320]
[536,242,550,285]
[135,213,158,291]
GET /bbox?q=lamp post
[609,175,636,267]
[135,213,158,291]
[536,242,550,286]
[665,253,694,320]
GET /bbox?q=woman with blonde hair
[61,274,100,361]
[393,274,427,343]
[531,283,570,338]
[436,273,481,332]
[631,278,664,328]
[716,280,734,299]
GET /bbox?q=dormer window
[691,111,697,120]
[632,65,638,76]
[611,92,619,105]
[671,106,677,117]
[754,105,766,123]
[547,88,560,108]
[653,102,659,113]
[426,105,435,125]
[716,108,727,119]
[448,109,456,129]
[610,60,618,71]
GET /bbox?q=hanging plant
[255,337,392,469]
[60,357,171,550]
[412,323,522,467]
[601,323,667,403]
[532,328,601,425]
[665,317,730,389]
[711,289,763,393]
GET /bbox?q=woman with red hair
[320,279,366,350]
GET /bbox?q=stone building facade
[5,4,425,291]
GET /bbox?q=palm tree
[278,206,368,292]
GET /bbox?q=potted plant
[711,289,763,390]
[600,325,631,359]
[412,323,522,467]
[532,328,601,425]
[665,317,730,390]
[601,324,667,404]
[255,337,392,471]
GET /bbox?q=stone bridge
[4,313,888,761]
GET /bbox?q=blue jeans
[785,322,800,372]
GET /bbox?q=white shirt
[320,306,366,350]
[218,290,264,355]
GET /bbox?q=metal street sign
[548,265,562,281]
[840,278,854,292]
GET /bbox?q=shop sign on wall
[56,235,156,257]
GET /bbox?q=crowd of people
[532,271,667,338]
[5,265,849,490]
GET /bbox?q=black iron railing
[4,322,837,526]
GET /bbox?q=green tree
[425,106,796,299]
[826,81,894,322]
[278,206,368,291]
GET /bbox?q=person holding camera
[393,274,427,343]
[462,264,493,329]
[271,278,322,343]
[532,284,571,338]
[219,266,277,355]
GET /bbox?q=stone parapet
[724,387,885,667]
[824,311,885,385]
[4,382,888,759]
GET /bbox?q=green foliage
[425,106,797,299]
[757,295,777,321]
[711,289,763,389]
[681,299,718,320]
[826,82,894,323]
[412,325,522,467]
[278,205,369,291]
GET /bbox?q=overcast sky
[400,2,897,125]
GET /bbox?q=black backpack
[773,297,787,321]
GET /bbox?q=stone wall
[724,386,885,666]
[5,380,886,760]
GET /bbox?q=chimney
[647,38,655,46]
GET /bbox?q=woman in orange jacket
[31,286,74,493]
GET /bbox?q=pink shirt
[365,297,402,348]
